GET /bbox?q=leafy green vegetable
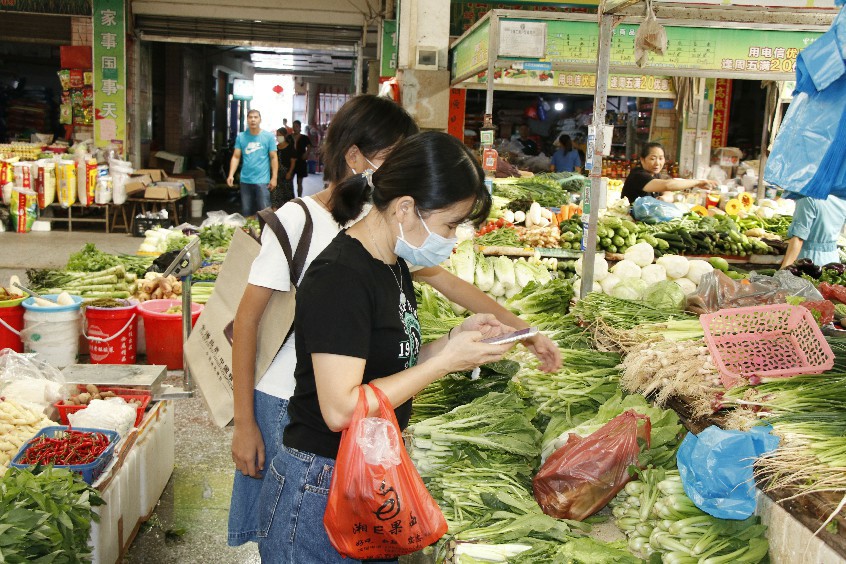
[0,467,104,562]
[165,234,194,253]
[409,361,519,425]
[506,277,573,316]
[509,349,621,419]
[642,280,687,312]
[541,392,684,468]
[66,244,153,277]
[198,224,235,251]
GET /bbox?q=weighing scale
[61,238,204,401]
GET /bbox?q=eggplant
[793,258,823,279]
[823,262,846,274]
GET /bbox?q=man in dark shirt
[286,120,312,197]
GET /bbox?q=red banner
[447,88,467,142]
[711,79,733,148]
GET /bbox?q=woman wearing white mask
[257,132,517,563]
[228,96,560,553]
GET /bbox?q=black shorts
[293,160,308,178]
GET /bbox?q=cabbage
[656,254,690,279]
[685,259,714,285]
[599,273,621,295]
[643,280,687,311]
[494,256,517,289]
[611,259,642,281]
[474,255,495,292]
[641,263,667,285]
[451,240,476,283]
[624,242,655,267]
[674,278,697,295]
[575,255,609,281]
[611,278,649,300]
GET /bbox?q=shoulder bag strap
[288,198,314,286]
[256,207,297,287]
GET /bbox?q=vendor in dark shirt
[622,142,716,202]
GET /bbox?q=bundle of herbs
[0,467,104,562]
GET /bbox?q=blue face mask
[394,211,458,267]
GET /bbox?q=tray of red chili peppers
[11,426,120,484]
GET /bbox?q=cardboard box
[144,182,184,200]
[133,169,167,182]
[124,174,153,195]
[148,151,185,175]
[167,175,195,195]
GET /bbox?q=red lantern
[272,85,284,94]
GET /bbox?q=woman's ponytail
[330,172,372,224]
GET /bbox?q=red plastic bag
[533,410,651,521]
[324,384,447,559]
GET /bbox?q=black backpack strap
[256,199,314,287]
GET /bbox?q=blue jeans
[227,392,289,546]
[240,183,272,217]
[257,445,397,564]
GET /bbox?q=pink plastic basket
[700,304,835,388]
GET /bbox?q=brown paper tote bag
[185,200,313,427]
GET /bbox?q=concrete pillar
[396,0,451,130]
[306,82,319,129]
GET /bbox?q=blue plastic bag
[676,425,779,520]
[765,9,846,198]
[631,196,683,224]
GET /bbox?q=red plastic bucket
[0,299,25,353]
[84,301,138,364]
[137,299,203,370]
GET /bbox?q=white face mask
[394,210,458,267]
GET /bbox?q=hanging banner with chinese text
[93,0,126,158]
[711,79,732,148]
[381,20,398,78]
[447,89,467,141]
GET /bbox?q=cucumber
[613,235,626,247]
[621,219,638,233]
[616,226,630,238]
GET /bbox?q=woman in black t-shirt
[258,132,517,563]
[622,142,717,202]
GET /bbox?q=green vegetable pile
[198,224,236,250]
[409,360,520,425]
[27,265,137,300]
[541,392,684,469]
[493,173,585,207]
[612,468,768,562]
[509,349,621,419]
[66,243,153,277]
[0,467,104,562]
[572,293,694,331]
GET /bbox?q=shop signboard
[542,20,820,76]
[452,20,490,80]
[93,0,126,158]
[380,20,398,78]
[0,0,91,15]
[471,68,676,98]
[711,79,732,148]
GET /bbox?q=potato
[86,384,99,395]
[77,392,91,405]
